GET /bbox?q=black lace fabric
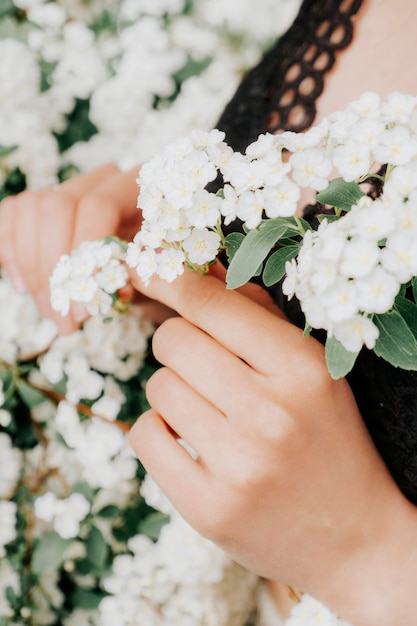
[216,0,417,504]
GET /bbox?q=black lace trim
[216,0,363,152]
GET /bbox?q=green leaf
[226,219,288,289]
[139,512,170,541]
[373,310,417,370]
[71,588,107,610]
[325,336,360,379]
[316,178,365,212]
[224,232,245,264]
[394,296,417,339]
[97,505,120,519]
[0,144,18,158]
[86,526,109,571]
[262,244,300,287]
[16,380,47,408]
[31,532,71,574]
[412,276,417,304]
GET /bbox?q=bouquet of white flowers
[54,91,417,380]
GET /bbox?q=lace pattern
[216,0,363,152]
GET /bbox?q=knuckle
[145,367,170,403]
[151,316,188,361]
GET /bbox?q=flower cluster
[123,91,417,376]
[126,128,301,284]
[282,92,417,356]
[0,268,261,625]
[0,0,299,197]
[50,239,128,318]
[1,1,303,624]
[98,476,259,626]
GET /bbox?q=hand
[128,266,417,625]
[0,163,141,333]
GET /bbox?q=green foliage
[262,243,300,286]
[70,587,107,610]
[138,511,170,540]
[226,216,309,289]
[374,306,417,370]
[325,336,359,380]
[86,526,110,573]
[54,99,98,153]
[31,533,72,575]
[316,177,365,212]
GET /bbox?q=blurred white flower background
[0,1,303,625]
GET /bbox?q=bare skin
[1,1,417,623]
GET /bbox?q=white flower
[263,176,300,217]
[289,148,332,190]
[339,236,380,279]
[332,140,371,182]
[183,228,221,265]
[185,188,222,228]
[236,189,265,228]
[380,232,417,283]
[54,493,90,539]
[156,248,186,283]
[348,91,381,119]
[333,315,380,353]
[320,278,359,325]
[373,126,417,166]
[381,91,416,124]
[356,266,400,314]
[126,246,157,285]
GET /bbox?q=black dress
[215,0,417,505]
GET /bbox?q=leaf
[394,296,417,340]
[373,310,417,370]
[316,178,365,212]
[31,532,71,574]
[412,276,417,304]
[262,244,300,287]
[139,512,170,541]
[97,504,120,519]
[0,144,18,158]
[16,380,48,408]
[325,336,360,379]
[71,588,107,610]
[86,526,109,571]
[224,232,245,263]
[226,219,288,289]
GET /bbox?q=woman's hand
[0,163,141,333]
[128,266,417,626]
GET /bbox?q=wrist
[323,492,417,625]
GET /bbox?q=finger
[145,366,231,459]
[71,166,142,248]
[58,163,121,196]
[151,316,262,417]
[0,196,28,293]
[131,268,310,376]
[129,409,208,522]
[209,261,286,319]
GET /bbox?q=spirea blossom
[49,240,128,316]
[99,476,259,626]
